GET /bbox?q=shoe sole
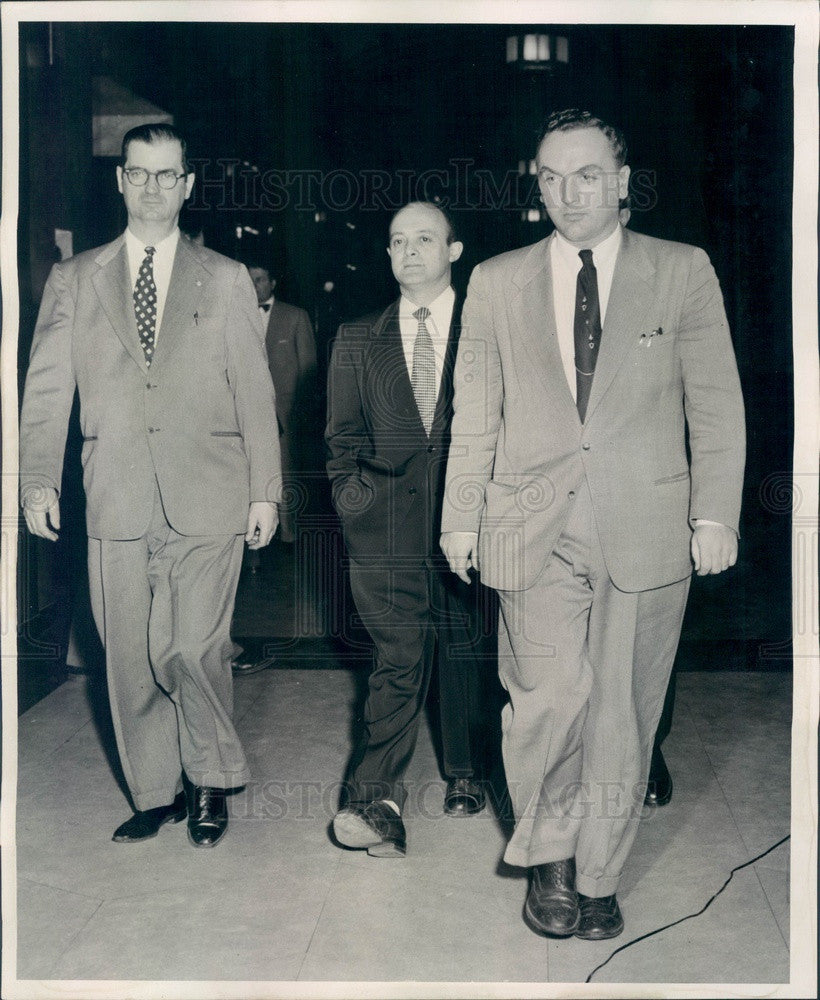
[524,896,580,937]
[232,657,277,676]
[332,811,405,857]
[443,800,486,816]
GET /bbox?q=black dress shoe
[575,893,624,940]
[645,746,673,806]
[332,800,407,857]
[444,777,486,816]
[231,649,277,676]
[524,858,580,937]
[112,791,186,843]
[187,786,228,848]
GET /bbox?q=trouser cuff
[576,872,621,897]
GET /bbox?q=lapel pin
[640,327,663,346]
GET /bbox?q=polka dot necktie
[411,306,436,434]
[574,248,602,423]
[134,246,157,366]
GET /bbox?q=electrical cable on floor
[585,833,790,983]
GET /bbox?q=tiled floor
[11,664,795,994]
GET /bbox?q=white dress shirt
[124,227,180,343]
[550,223,622,401]
[398,284,455,400]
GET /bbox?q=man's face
[248,267,274,303]
[387,204,463,299]
[536,127,630,247]
[116,138,194,231]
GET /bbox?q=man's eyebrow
[538,162,604,175]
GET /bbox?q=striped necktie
[411,306,436,434]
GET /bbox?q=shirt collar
[399,284,455,324]
[552,223,622,269]
[125,226,180,258]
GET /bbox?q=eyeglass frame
[121,167,190,190]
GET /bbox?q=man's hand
[440,531,480,584]
[246,501,279,549]
[691,522,738,576]
[23,487,60,541]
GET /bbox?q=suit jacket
[19,233,282,539]
[263,299,316,432]
[326,293,464,562]
[440,228,746,593]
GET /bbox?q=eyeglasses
[122,167,188,190]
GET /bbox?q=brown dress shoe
[575,893,624,940]
[112,791,186,843]
[524,858,580,936]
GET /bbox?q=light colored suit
[442,227,745,893]
[20,233,281,809]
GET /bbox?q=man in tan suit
[441,110,745,939]
[19,123,281,848]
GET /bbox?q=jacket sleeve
[441,263,504,533]
[295,308,317,381]
[324,323,373,523]
[19,262,77,509]
[225,263,283,503]
[678,248,746,532]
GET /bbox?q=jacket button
[568,490,576,498]
[427,445,435,453]
[582,442,591,450]
[408,487,417,495]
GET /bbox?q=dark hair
[536,109,628,168]
[121,122,190,174]
[244,260,274,278]
[390,201,459,245]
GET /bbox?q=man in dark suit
[326,201,496,857]
[247,262,317,544]
[19,123,281,849]
[441,110,745,938]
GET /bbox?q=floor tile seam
[18,714,95,756]
[17,874,106,905]
[41,897,106,980]
[294,851,346,981]
[751,864,790,950]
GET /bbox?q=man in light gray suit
[441,110,745,940]
[19,123,281,848]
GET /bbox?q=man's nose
[144,172,161,192]
[560,174,579,204]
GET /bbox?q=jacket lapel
[91,236,147,371]
[370,300,421,428]
[153,238,209,366]
[584,228,655,421]
[511,237,578,418]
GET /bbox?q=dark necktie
[134,246,157,366]
[411,306,436,434]
[574,248,602,422]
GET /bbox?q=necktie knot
[578,248,594,269]
[260,302,271,312]
[144,246,156,259]
[413,306,430,322]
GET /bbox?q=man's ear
[448,241,464,264]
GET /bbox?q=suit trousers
[437,572,499,779]
[346,559,437,811]
[496,479,690,896]
[87,481,249,811]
